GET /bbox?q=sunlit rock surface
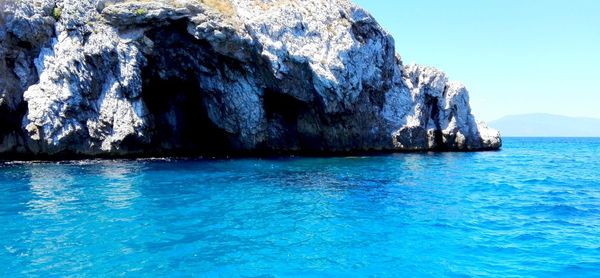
[0,0,501,157]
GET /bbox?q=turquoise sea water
[1,138,599,277]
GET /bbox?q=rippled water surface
[1,138,600,276]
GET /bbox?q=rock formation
[0,0,501,157]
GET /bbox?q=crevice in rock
[16,41,33,49]
[426,95,445,150]
[351,20,381,44]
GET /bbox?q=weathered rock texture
[0,0,501,157]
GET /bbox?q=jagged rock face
[0,1,55,153]
[0,0,501,157]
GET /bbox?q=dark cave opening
[263,88,306,124]
[261,88,314,150]
[136,19,322,155]
[140,72,232,154]
[136,19,241,155]
[427,96,446,150]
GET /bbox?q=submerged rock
[0,0,501,157]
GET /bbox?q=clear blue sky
[353,0,600,121]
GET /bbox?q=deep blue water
[1,138,599,277]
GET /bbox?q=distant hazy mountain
[489,114,600,137]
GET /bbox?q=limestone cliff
[0,0,501,157]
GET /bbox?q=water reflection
[23,161,145,214]
[10,161,150,275]
[17,165,89,275]
[25,165,82,216]
[97,162,143,210]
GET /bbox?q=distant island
[490,113,600,137]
